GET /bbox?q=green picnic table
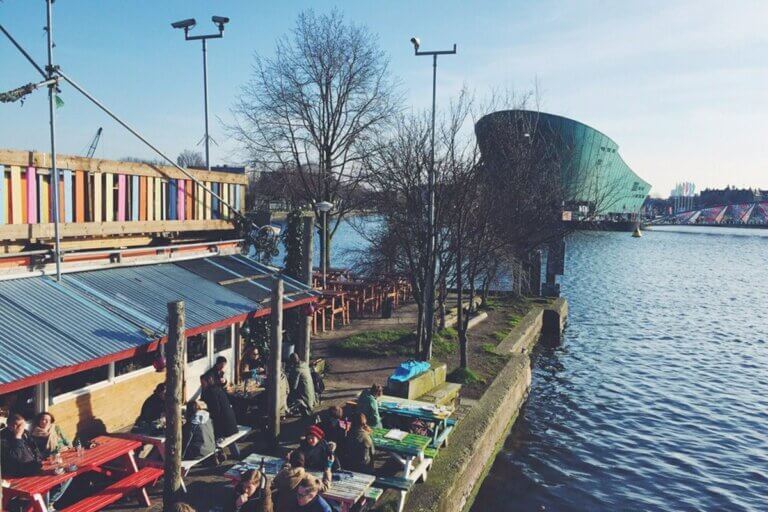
[372,428,433,481]
[378,395,455,447]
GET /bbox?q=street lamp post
[317,201,334,290]
[410,37,456,358]
[171,16,230,171]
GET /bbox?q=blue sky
[1,0,766,196]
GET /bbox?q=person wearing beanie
[297,425,339,472]
[272,451,331,512]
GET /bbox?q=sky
[1,0,766,197]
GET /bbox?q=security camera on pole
[410,36,456,359]
[171,16,230,171]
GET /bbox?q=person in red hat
[297,425,339,472]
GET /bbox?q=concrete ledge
[495,306,543,354]
[387,363,447,400]
[404,354,531,512]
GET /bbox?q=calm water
[472,227,768,511]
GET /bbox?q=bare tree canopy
[228,9,401,240]
[176,149,206,169]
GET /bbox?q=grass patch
[507,314,520,327]
[481,342,498,355]
[433,327,458,356]
[479,298,500,311]
[335,329,413,357]
[447,367,485,384]
[493,330,508,342]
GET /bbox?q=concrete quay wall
[405,298,568,512]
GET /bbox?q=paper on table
[384,429,408,441]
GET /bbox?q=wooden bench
[179,425,252,492]
[431,418,456,448]
[374,476,414,512]
[59,466,163,512]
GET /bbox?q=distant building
[475,110,651,217]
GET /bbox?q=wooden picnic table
[2,436,153,512]
[378,395,455,447]
[225,454,376,512]
[371,428,433,482]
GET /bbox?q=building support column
[268,278,284,446]
[298,214,314,364]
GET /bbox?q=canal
[471,227,768,511]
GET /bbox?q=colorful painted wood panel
[0,165,5,225]
[212,182,220,220]
[38,173,49,223]
[117,174,126,221]
[177,179,185,221]
[62,170,73,223]
[131,175,139,221]
[139,176,147,221]
[93,173,102,222]
[146,177,154,221]
[10,166,22,224]
[185,180,193,221]
[104,173,114,222]
[75,171,85,222]
[26,167,37,224]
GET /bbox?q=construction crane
[85,127,103,158]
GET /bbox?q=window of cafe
[213,327,231,354]
[115,350,156,377]
[50,365,110,398]
[187,333,208,363]
[0,385,36,424]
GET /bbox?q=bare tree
[228,9,401,275]
[176,149,206,169]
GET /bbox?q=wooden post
[299,214,314,364]
[164,301,185,510]
[268,278,284,445]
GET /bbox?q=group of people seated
[0,411,77,508]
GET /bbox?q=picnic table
[225,454,376,512]
[2,436,160,512]
[371,428,433,482]
[378,395,455,447]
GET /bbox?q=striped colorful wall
[0,165,246,227]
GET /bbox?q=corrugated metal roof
[0,276,150,386]
[63,264,260,332]
[174,254,318,305]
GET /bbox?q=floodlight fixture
[317,201,333,213]
[410,37,420,51]
[171,18,196,30]
[212,16,230,29]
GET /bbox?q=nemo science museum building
[475,110,651,219]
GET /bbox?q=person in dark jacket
[356,384,383,429]
[286,353,315,417]
[200,373,239,439]
[230,468,273,512]
[137,383,166,425]
[205,356,229,388]
[343,413,375,473]
[1,414,43,477]
[297,425,338,472]
[294,476,332,512]
[318,406,347,464]
[182,401,216,461]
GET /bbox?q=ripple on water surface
[471,229,768,512]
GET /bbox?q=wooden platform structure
[0,149,247,253]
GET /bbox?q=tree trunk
[457,234,468,369]
[438,276,447,330]
[164,301,186,510]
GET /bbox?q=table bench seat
[59,466,163,512]
[373,477,414,512]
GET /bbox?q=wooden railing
[0,149,247,249]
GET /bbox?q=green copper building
[475,110,651,216]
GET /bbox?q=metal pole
[299,215,314,364]
[45,0,62,282]
[202,38,210,171]
[424,53,438,360]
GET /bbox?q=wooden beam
[0,219,236,240]
[0,149,247,185]
[217,273,272,286]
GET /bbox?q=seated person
[318,406,348,461]
[200,373,239,439]
[181,401,216,461]
[137,383,166,426]
[286,353,315,417]
[29,412,73,504]
[272,451,330,512]
[1,414,43,477]
[343,413,375,473]
[357,384,383,429]
[297,425,338,472]
[239,346,266,378]
[294,476,333,512]
[30,411,70,457]
[231,468,273,512]
[205,356,230,388]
